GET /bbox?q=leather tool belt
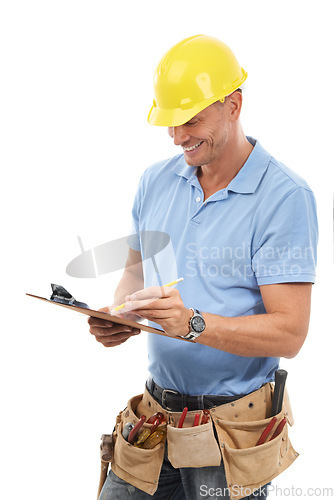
[98,381,297,500]
[146,376,245,411]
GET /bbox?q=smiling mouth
[182,141,204,152]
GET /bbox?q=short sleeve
[252,187,318,285]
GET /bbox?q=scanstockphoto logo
[185,242,315,280]
[199,484,334,497]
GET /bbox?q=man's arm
[113,248,144,306]
[123,282,312,358]
[88,249,144,347]
[197,283,311,358]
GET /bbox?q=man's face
[167,101,230,168]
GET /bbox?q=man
[89,35,318,499]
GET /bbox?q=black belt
[146,377,246,412]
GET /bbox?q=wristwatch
[180,308,206,341]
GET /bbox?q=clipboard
[26,292,191,341]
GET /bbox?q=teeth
[183,141,203,152]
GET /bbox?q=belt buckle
[161,389,179,410]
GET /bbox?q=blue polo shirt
[131,137,318,396]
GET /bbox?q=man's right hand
[88,307,141,347]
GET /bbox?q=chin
[183,154,204,167]
[183,157,197,167]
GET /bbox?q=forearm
[113,248,144,306]
[123,283,311,358]
[197,311,308,359]
[114,268,144,305]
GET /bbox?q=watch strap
[180,308,205,341]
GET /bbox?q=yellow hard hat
[148,34,247,127]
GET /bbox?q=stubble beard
[184,133,228,169]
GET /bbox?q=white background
[1,0,333,498]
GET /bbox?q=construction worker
[89,35,318,499]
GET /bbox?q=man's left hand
[123,286,192,337]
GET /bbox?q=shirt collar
[171,154,197,180]
[171,137,271,194]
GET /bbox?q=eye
[187,120,197,126]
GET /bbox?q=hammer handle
[97,462,109,499]
[271,369,288,416]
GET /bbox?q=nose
[168,126,191,146]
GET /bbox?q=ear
[227,91,243,122]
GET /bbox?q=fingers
[124,292,177,313]
[93,329,141,347]
[108,307,143,322]
[134,308,171,321]
[88,319,139,337]
[124,297,163,312]
[87,313,141,347]
[87,306,117,328]
[125,285,172,301]
[98,306,113,314]
[87,316,114,328]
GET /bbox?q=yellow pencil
[112,277,184,312]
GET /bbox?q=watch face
[191,315,206,333]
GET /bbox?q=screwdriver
[141,429,167,449]
[135,417,162,446]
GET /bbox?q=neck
[198,132,253,200]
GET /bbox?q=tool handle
[271,369,288,416]
[135,417,163,447]
[141,429,167,449]
[270,417,287,441]
[193,413,200,426]
[147,412,165,424]
[128,415,146,444]
[122,422,135,441]
[149,417,162,434]
[256,417,277,446]
[97,461,109,500]
[201,409,210,425]
[178,407,188,428]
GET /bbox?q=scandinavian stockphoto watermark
[199,484,334,497]
[65,233,315,282]
[185,242,316,280]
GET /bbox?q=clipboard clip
[50,284,89,309]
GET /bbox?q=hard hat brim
[147,95,222,127]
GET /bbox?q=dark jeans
[99,447,269,500]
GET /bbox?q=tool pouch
[212,383,298,500]
[106,383,297,498]
[138,388,221,468]
[110,394,166,496]
[167,411,221,468]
